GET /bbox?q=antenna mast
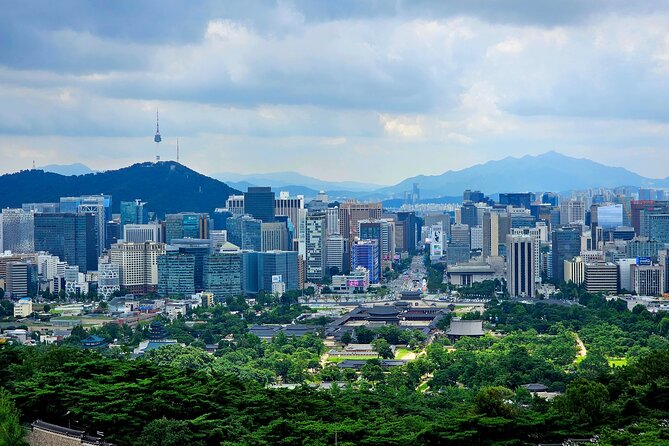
[154,109,162,161]
[176,137,180,163]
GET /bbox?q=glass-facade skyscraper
[34,213,98,272]
[157,249,195,297]
[120,199,148,230]
[244,187,275,222]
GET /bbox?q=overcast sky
[2,1,669,185]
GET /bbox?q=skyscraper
[0,208,34,253]
[244,187,275,222]
[226,215,262,251]
[257,250,299,292]
[506,234,535,298]
[157,249,195,297]
[34,213,98,272]
[120,199,148,230]
[170,238,213,292]
[165,212,209,243]
[352,239,380,284]
[305,212,327,281]
[110,241,165,294]
[204,252,242,300]
[552,227,582,282]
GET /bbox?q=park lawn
[608,357,628,367]
[395,348,412,359]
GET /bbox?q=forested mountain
[0,161,239,216]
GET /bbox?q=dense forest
[1,296,669,445]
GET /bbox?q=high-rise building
[626,236,660,260]
[275,192,304,240]
[305,212,327,281]
[499,193,534,209]
[261,222,290,252]
[429,223,445,259]
[352,239,380,284]
[123,223,162,243]
[396,211,418,254]
[34,213,98,272]
[448,223,471,265]
[541,192,559,207]
[470,226,483,251]
[203,252,242,300]
[212,208,233,230]
[0,208,34,253]
[511,227,542,282]
[463,190,485,203]
[110,241,165,294]
[120,199,149,230]
[5,261,37,298]
[560,200,586,225]
[326,235,346,274]
[326,207,340,236]
[244,187,275,222]
[257,251,299,292]
[97,262,120,299]
[157,249,195,297]
[616,258,636,292]
[482,210,510,258]
[630,200,669,235]
[170,238,212,292]
[338,201,382,240]
[22,203,59,213]
[165,213,209,243]
[506,234,535,298]
[459,202,478,228]
[564,256,585,285]
[225,195,245,216]
[226,215,262,251]
[644,213,669,244]
[584,263,618,294]
[631,263,665,296]
[61,195,111,253]
[551,226,582,281]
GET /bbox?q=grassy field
[395,348,413,359]
[608,357,628,367]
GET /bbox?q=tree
[354,326,375,344]
[135,418,203,446]
[340,332,352,345]
[372,338,394,359]
[474,386,516,418]
[0,389,27,446]
[42,304,51,313]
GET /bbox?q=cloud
[3,2,669,182]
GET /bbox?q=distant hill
[213,170,384,192]
[39,163,96,176]
[0,161,239,216]
[379,151,655,198]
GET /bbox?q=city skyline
[3,1,669,182]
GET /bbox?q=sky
[2,1,669,185]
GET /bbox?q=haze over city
[3,1,669,182]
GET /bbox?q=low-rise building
[13,297,33,317]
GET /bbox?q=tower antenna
[176,137,180,163]
[154,109,162,162]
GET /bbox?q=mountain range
[375,151,659,198]
[8,152,668,209]
[39,163,97,176]
[0,161,239,216]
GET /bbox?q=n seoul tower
[154,109,162,161]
